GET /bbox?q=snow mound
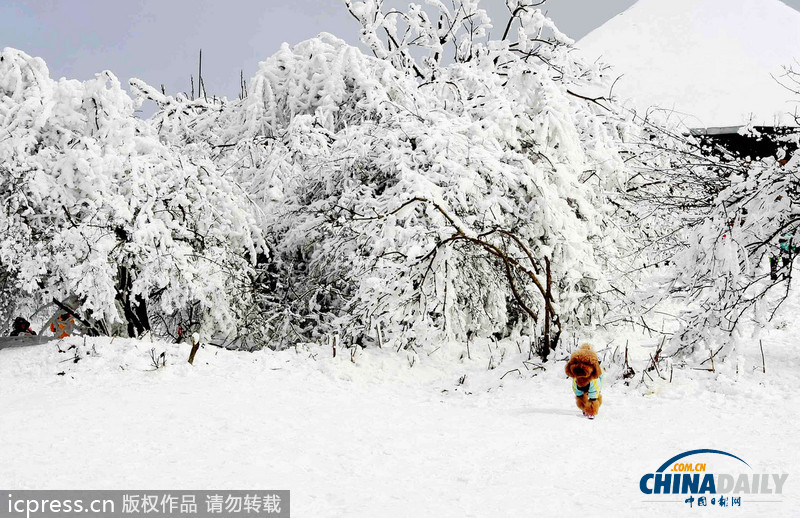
[577,0,800,128]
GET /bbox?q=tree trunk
[544,256,551,358]
[116,265,151,337]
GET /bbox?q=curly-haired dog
[565,344,604,419]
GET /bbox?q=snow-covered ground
[2,306,798,517]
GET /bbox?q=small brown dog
[565,344,604,419]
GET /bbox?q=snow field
[1,321,797,517]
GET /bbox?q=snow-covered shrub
[5,1,713,360]
[0,48,266,339]
[611,110,800,360]
[657,154,799,358]
[133,1,636,357]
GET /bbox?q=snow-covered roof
[577,0,800,128]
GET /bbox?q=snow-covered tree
[9,0,738,363]
[612,108,800,361]
[0,48,266,339]
[130,0,639,358]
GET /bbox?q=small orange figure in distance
[50,313,76,338]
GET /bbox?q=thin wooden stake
[188,335,200,365]
[198,49,207,101]
[709,345,716,374]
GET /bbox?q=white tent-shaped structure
[577,0,800,130]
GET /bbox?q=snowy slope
[577,0,800,128]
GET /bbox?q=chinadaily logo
[640,449,789,508]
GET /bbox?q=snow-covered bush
[9,1,748,362]
[0,48,266,339]
[611,109,800,360]
[130,0,638,358]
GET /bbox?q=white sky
[1,0,799,104]
[0,0,635,100]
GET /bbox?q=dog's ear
[564,358,574,378]
[577,344,601,379]
[590,355,602,379]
